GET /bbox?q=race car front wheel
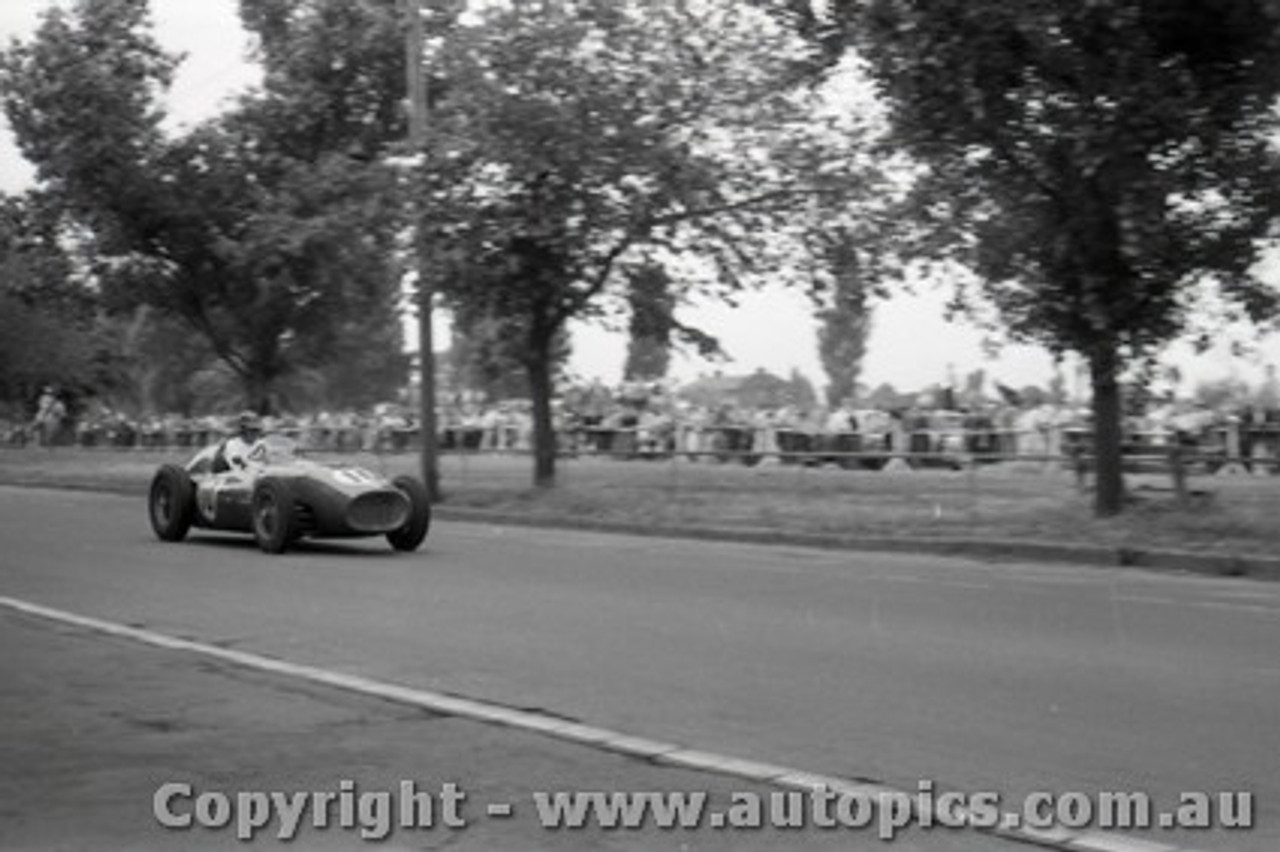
[387,475,431,552]
[252,480,297,554]
[149,464,195,542]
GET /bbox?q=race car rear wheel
[251,479,297,554]
[149,464,194,542]
[387,475,431,552]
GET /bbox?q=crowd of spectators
[1,406,415,453]
[5,379,1280,469]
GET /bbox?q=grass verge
[3,446,1279,560]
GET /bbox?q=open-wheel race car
[147,434,431,554]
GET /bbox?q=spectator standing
[32,386,66,447]
[1256,364,1279,413]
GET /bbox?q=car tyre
[252,479,297,554]
[149,464,195,542]
[387,475,431,552]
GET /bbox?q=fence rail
[5,434,1279,477]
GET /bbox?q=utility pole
[402,0,440,502]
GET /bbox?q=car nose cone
[346,490,409,532]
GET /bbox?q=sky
[3,0,1280,400]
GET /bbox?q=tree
[815,234,873,407]
[447,305,572,403]
[787,368,819,410]
[620,262,727,382]
[236,0,411,162]
[114,121,408,412]
[962,368,987,407]
[864,381,911,412]
[0,0,177,255]
[623,264,676,382]
[0,295,95,413]
[0,193,86,318]
[416,0,875,486]
[784,1,1280,515]
[737,368,806,409]
[210,0,414,410]
[1,0,410,414]
[0,192,99,411]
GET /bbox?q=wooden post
[402,0,440,502]
[1170,436,1188,504]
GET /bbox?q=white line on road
[1112,594,1280,615]
[868,575,995,590]
[0,594,1207,852]
[1209,588,1280,601]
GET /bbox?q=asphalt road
[4,608,1012,852]
[2,485,1276,851]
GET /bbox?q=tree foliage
[736,368,816,410]
[1,0,410,414]
[0,192,99,411]
[0,0,176,255]
[623,263,676,382]
[415,0,875,485]
[237,0,414,160]
[815,233,873,407]
[0,193,85,317]
[446,305,573,403]
[783,0,1280,514]
[0,294,94,414]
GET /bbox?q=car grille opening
[347,491,409,532]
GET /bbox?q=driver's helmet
[237,410,264,438]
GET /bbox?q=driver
[222,410,264,471]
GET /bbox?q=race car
[147,434,431,554]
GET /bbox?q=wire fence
[6,423,1279,552]
[8,423,1280,472]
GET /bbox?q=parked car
[906,410,970,470]
[1060,420,1228,475]
[823,409,895,470]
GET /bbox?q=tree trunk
[1089,341,1125,517]
[526,341,557,489]
[244,372,273,416]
